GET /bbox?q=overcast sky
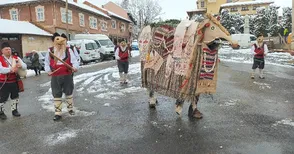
[88,0,292,20]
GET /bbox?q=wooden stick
[49,52,74,71]
[48,68,61,76]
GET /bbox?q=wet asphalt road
[0,56,293,154]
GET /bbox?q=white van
[68,39,100,64]
[231,34,257,49]
[74,34,115,60]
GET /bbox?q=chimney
[73,0,78,3]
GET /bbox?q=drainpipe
[28,4,32,22]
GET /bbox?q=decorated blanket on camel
[139,14,235,102]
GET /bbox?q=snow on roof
[221,0,274,7]
[0,19,51,36]
[107,11,131,23]
[63,0,110,19]
[187,9,207,12]
[0,0,37,5]
[0,0,110,19]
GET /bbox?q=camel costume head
[51,32,68,59]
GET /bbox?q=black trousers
[252,58,265,69]
[51,75,74,98]
[0,82,19,103]
[33,67,41,75]
[117,60,129,74]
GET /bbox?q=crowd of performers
[0,32,293,121]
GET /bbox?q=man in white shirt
[0,42,27,120]
[44,33,79,121]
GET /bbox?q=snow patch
[273,118,294,127]
[220,99,239,106]
[253,82,271,89]
[38,88,95,116]
[44,129,78,146]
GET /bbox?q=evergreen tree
[231,13,244,33]
[266,5,280,36]
[249,15,256,35]
[281,7,292,30]
[220,9,233,33]
[253,7,269,36]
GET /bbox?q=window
[9,8,18,21]
[241,6,249,11]
[253,6,260,10]
[60,7,72,24]
[111,20,116,29]
[101,21,107,31]
[89,16,97,29]
[86,43,94,50]
[120,23,125,32]
[201,1,205,7]
[85,43,99,50]
[230,7,238,12]
[79,13,85,27]
[35,6,45,21]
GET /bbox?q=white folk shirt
[0,56,27,74]
[44,48,79,73]
[251,43,269,55]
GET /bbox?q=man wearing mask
[0,42,27,120]
[115,41,131,84]
[251,34,268,79]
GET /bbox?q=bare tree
[121,0,162,38]
[121,0,129,10]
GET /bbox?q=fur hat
[1,42,11,49]
[51,32,60,41]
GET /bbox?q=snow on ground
[38,55,143,116]
[219,47,294,67]
[43,129,79,146]
[253,82,271,90]
[273,118,294,127]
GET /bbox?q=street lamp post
[66,0,69,40]
[292,0,294,49]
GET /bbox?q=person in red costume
[0,42,27,120]
[44,33,79,121]
[251,33,268,79]
[115,41,131,84]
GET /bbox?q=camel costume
[251,34,268,79]
[139,14,237,118]
[44,33,79,121]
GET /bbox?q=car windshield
[99,40,113,46]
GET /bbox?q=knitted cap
[1,42,11,49]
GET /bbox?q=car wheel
[100,53,104,61]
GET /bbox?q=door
[0,34,22,57]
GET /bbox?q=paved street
[0,55,294,154]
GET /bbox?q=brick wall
[0,1,132,41]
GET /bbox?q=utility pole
[291,0,294,49]
[66,0,69,40]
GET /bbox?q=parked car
[231,34,257,49]
[68,39,100,64]
[74,34,115,60]
[131,40,139,50]
[22,51,45,70]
